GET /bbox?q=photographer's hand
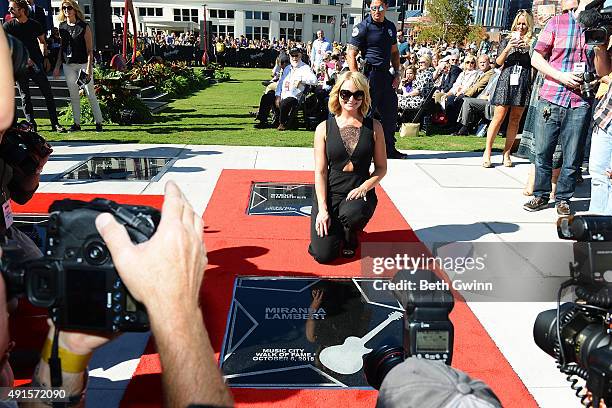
[96,181,233,408]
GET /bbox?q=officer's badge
[352,27,360,37]
[388,29,393,37]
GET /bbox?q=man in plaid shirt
[590,36,612,214]
[523,0,595,215]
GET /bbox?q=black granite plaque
[221,277,404,388]
[60,157,173,181]
[247,183,313,217]
[12,214,49,253]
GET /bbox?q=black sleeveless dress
[308,117,379,263]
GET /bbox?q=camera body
[580,0,612,45]
[2,198,160,332]
[579,71,598,100]
[0,128,53,176]
[364,269,455,389]
[533,216,612,406]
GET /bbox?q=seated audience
[254,54,290,128]
[398,55,434,113]
[274,47,317,131]
[453,68,501,135]
[436,54,482,127]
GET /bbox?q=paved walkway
[41,142,590,407]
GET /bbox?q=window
[279,28,302,42]
[246,26,269,40]
[245,11,269,20]
[218,10,225,18]
[245,10,253,19]
[174,8,198,22]
[297,0,304,2]
[349,16,355,24]
[263,12,269,20]
[211,24,235,38]
[112,7,123,16]
[280,12,286,21]
[328,0,336,4]
[313,0,321,3]
[209,9,217,18]
[228,10,234,18]
[156,8,162,16]
[84,5,90,14]
[139,7,162,17]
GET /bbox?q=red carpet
[119,169,537,408]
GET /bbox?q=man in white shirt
[275,47,318,130]
[310,30,332,69]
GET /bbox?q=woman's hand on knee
[315,208,330,237]
[346,186,368,201]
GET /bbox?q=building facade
[48,0,379,43]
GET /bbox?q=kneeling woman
[308,71,387,263]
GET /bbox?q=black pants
[445,95,464,125]
[368,70,397,152]
[279,96,299,127]
[309,191,377,264]
[256,91,278,123]
[16,65,60,126]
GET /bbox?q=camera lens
[84,241,109,265]
[363,345,405,390]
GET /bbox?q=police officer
[347,0,405,159]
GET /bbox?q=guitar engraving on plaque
[318,311,403,375]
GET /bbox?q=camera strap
[49,327,65,408]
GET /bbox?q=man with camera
[589,32,612,214]
[7,182,234,407]
[3,0,66,133]
[524,0,595,215]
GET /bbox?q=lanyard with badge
[510,65,522,86]
[0,164,13,230]
[572,11,587,77]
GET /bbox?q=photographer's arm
[594,38,612,78]
[96,181,233,408]
[27,325,110,408]
[0,27,14,132]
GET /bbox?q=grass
[38,67,505,151]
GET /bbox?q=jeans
[589,126,612,214]
[15,63,60,126]
[63,63,103,125]
[533,99,591,203]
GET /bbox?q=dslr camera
[364,269,455,389]
[1,198,160,333]
[533,216,612,407]
[579,71,598,100]
[578,0,612,45]
[0,127,53,176]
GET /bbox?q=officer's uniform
[350,15,398,154]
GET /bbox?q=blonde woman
[482,10,534,168]
[308,71,387,263]
[53,0,103,132]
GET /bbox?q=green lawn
[40,67,504,151]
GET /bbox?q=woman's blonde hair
[508,10,534,45]
[328,71,371,117]
[58,0,85,23]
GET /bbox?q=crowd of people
[252,0,612,216]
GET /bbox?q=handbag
[400,122,420,137]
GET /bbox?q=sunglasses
[369,5,385,12]
[62,5,73,10]
[339,89,365,101]
[466,61,475,64]
[518,8,532,14]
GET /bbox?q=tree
[415,0,474,44]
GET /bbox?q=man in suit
[436,55,462,94]
[453,68,501,135]
[26,0,46,33]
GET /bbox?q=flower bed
[60,62,230,124]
